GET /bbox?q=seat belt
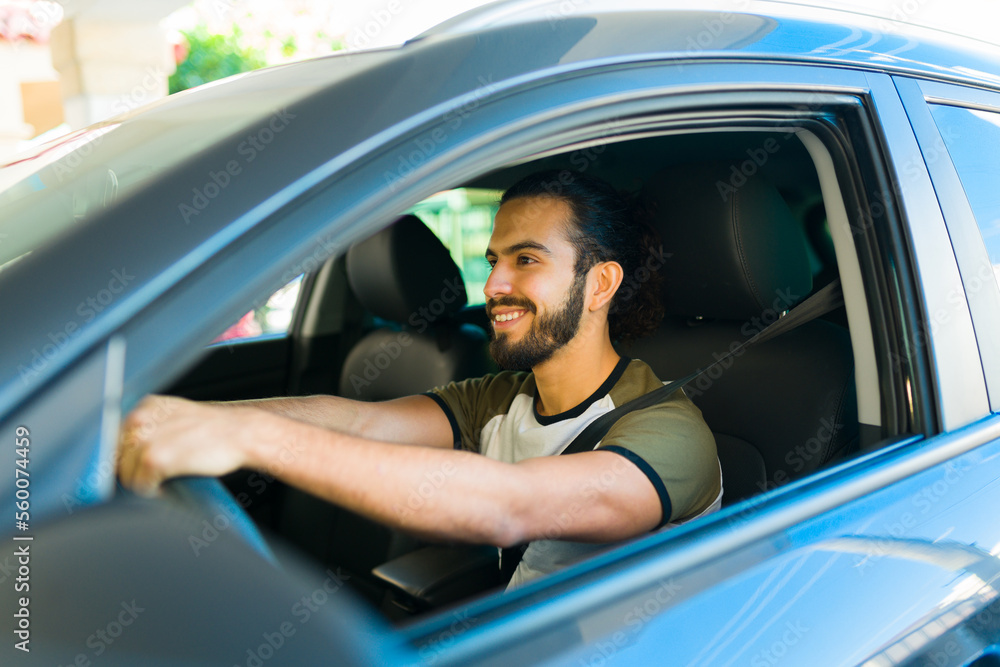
[561,278,844,456]
[500,279,844,584]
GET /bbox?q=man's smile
[493,309,528,327]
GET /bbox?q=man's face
[484,196,587,370]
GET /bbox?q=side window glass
[407,188,501,305]
[213,275,304,343]
[928,104,1000,291]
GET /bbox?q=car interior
[166,125,872,622]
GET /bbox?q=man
[118,171,722,587]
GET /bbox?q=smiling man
[118,171,722,587]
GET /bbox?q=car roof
[415,0,1000,88]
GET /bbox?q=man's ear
[587,261,624,312]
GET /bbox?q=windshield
[0,53,382,273]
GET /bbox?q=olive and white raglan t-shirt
[425,357,722,587]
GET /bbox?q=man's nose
[483,262,512,300]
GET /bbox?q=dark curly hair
[500,170,665,343]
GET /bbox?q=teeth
[495,311,524,323]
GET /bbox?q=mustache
[486,296,536,318]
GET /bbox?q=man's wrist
[231,406,281,472]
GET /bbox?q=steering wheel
[162,476,278,566]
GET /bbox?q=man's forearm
[121,396,519,543]
[213,394,451,447]
[214,395,363,433]
[242,409,661,546]
[243,409,525,546]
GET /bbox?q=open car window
[213,275,304,344]
[407,188,500,307]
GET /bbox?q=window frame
[384,66,951,658]
[894,77,1000,413]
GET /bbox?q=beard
[487,272,587,371]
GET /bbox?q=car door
[377,66,999,665]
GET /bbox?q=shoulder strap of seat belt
[560,279,844,456]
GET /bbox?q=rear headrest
[346,215,467,323]
[642,161,812,320]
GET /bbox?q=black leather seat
[628,161,858,504]
[279,215,492,606]
[339,214,492,400]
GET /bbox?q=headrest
[346,215,468,323]
[642,160,812,320]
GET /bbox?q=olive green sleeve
[599,392,720,526]
[426,372,530,453]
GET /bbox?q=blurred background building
[0,0,498,162]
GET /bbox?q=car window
[407,188,500,306]
[212,274,303,343]
[927,104,1000,292]
[0,53,399,271]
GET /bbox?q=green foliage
[169,24,266,94]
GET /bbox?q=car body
[3,0,1000,664]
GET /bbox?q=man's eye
[517,255,536,265]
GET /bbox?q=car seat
[627,161,858,504]
[278,215,493,605]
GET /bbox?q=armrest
[372,544,502,612]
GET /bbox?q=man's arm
[117,396,662,546]
[217,394,455,448]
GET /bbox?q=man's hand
[117,395,256,496]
